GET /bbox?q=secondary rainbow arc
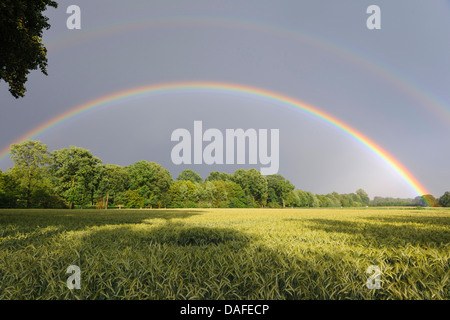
[0,81,430,199]
[44,16,450,124]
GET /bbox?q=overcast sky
[1,0,449,199]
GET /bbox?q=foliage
[0,0,58,98]
[96,164,129,208]
[176,169,203,184]
[0,141,443,209]
[9,140,52,208]
[205,171,233,182]
[195,181,216,208]
[356,188,370,206]
[51,146,102,209]
[124,190,144,208]
[127,161,172,208]
[0,170,19,208]
[439,192,450,207]
[414,194,440,207]
[266,174,295,208]
[292,189,320,207]
[233,168,268,207]
[167,181,198,208]
[371,196,415,207]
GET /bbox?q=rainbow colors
[0,81,430,198]
[45,16,450,124]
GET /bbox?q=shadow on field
[0,209,200,248]
[362,214,450,227]
[3,220,372,300]
[70,223,366,299]
[303,218,450,247]
[3,217,447,299]
[80,222,253,248]
[0,209,200,228]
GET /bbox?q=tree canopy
[0,0,58,98]
[127,161,172,208]
[0,140,443,210]
[439,192,450,207]
[176,169,203,184]
[51,146,101,209]
[9,140,52,208]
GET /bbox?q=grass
[0,207,448,300]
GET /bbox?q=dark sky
[1,0,449,199]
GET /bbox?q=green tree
[196,181,216,208]
[0,0,58,98]
[340,194,354,207]
[205,180,247,208]
[233,169,268,207]
[9,140,51,208]
[292,189,308,207]
[168,180,198,208]
[97,164,129,209]
[305,191,320,207]
[356,188,370,206]
[226,181,248,208]
[205,171,233,182]
[127,161,172,208]
[51,146,101,209]
[325,193,340,207]
[0,170,19,208]
[371,196,415,207]
[124,190,144,208]
[267,187,280,207]
[414,194,439,207]
[350,193,363,207]
[439,192,450,207]
[266,174,295,208]
[316,194,328,207]
[176,169,203,184]
[210,180,229,207]
[423,194,439,207]
[413,196,426,207]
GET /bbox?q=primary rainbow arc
[0,81,430,198]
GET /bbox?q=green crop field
[0,208,448,300]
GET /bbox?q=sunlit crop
[0,208,448,299]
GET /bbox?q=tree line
[0,140,448,209]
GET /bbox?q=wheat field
[0,208,448,300]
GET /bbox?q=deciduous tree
[0,0,58,98]
[9,140,51,208]
[356,189,370,206]
[0,170,19,208]
[439,192,450,207]
[233,168,268,207]
[177,169,203,184]
[127,161,172,208]
[97,164,129,209]
[266,174,295,208]
[205,171,233,182]
[51,146,101,209]
[168,180,198,208]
